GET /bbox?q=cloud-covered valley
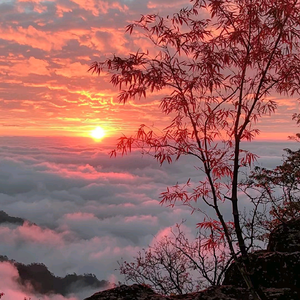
[0,136,205,299]
[0,136,298,299]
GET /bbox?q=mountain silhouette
[0,210,25,225]
[0,255,109,296]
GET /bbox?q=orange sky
[0,0,299,141]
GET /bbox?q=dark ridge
[0,210,25,225]
[0,256,109,296]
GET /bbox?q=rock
[84,284,299,300]
[85,218,300,300]
[84,284,162,300]
[222,251,300,290]
[223,219,300,293]
[267,217,300,252]
[84,284,253,300]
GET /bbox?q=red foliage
[91,1,300,298]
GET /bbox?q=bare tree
[119,222,232,295]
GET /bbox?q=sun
[90,126,106,140]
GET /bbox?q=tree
[245,147,300,241]
[90,0,300,299]
[119,222,231,295]
[119,146,300,295]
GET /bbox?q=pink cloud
[124,215,158,224]
[147,0,190,8]
[54,61,90,78]
[71,0,128,15]
[150,223,194,246]
[78,27,130,54]
[18,0,55,2]
[64,212,96,221]
[0,262,31,300]
[0,222,66,246]
[152,226,173,241]
[89,244,141,260]
[11,57,50,76]
[17,0,53,13]
[0,261,80,300]
[0,26,67,51]
[56,4,73,18]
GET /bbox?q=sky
[0,0,194,138]
[0,0,300,139]
[1,0,300,299]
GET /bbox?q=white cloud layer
[0,136,298,299]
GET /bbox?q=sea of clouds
[0,136,298,299]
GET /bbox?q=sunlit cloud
[147,0,191,9]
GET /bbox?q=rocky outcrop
[84,284,299,300]
[267,217,300,252]
[15,262,109,296]
[223,218,300,297]
[85,218,300,300]
[84,284,160,300]
[222,251,300,290]
[0,210,25,225]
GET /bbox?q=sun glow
[90,126,106,140]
